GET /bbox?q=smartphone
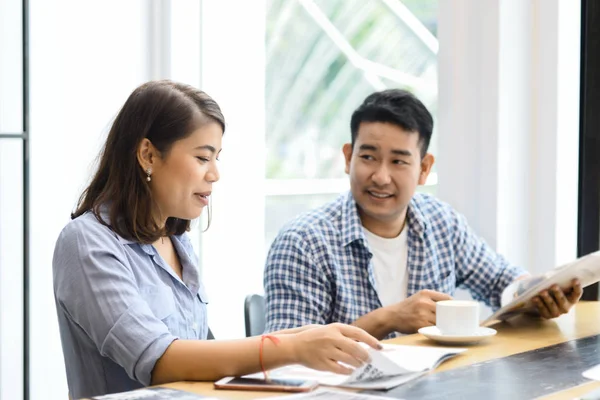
[214,376,318,392]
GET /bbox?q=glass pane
[265,181,436,252]
[0,0,23,133]
[0,139,24,400]
[265,193,339,254]
[266,0,438,180]
[402,0,439,36]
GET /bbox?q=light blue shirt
[52,210,209,399]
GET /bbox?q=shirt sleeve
[52,220,177,386]
[452,211,528,309]
[263,228,332,332]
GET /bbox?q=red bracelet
[259,334,281,380]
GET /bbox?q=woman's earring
[146,168,152,182]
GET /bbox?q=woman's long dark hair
[72,80,225,243]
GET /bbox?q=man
[264,89,582,339]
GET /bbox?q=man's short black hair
[350,89,433,157]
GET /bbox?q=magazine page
[483,251,600,325]
[244,344,465,390]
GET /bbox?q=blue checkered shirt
[264,192,526,337]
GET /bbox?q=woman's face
[149,121,223,222]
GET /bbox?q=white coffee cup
[436,300,479,336]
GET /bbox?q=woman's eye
[196,156,210,163]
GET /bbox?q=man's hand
[531,278,583,319]
[387,290,453,334]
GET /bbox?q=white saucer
[418,326,497,345]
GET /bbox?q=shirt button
[192,322,198,331]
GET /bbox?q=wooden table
[159,302,600,399]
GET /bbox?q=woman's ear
[137,138,156,171]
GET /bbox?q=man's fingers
[550,285,571,314]
[425,290,453,302]
[567,279,583,303]
[533,296,551,319]
[427,310,437,327]
[539,290,561,318]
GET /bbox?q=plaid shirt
[264,191,525,337]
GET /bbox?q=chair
[244,294,266,337]
[207,327,215,340]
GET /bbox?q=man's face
[343,122,434,235]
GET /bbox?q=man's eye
[360,155,374,161]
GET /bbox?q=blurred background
[0,1,597,399]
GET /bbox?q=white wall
[29,1,147,398]
[199,0,266,339]
[437,0,581,275]
[0,0,24,399]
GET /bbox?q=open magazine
[245,344,465,390]
[483,251,600,325]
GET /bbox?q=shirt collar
[341,192,367,246]
[340,191,428,246]
[407,195,427,236]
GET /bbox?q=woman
[52,80,381,399]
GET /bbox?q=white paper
[245,344,465,390]
[583,364,600,381]
[483,251,600,324]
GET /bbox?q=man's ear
[137,138,157,172]
[418,153,435,185]
[342,143,353,175]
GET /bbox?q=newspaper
[483,251,600,325]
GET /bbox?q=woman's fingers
[335,338,370,364]
[330,347,364,369]
[323,359,354,375]
[336,324,382,350]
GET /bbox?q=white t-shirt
[363,226,409,307]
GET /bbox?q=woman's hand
[283,323,382,375]
[270,324,322,335]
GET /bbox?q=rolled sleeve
[264,229,332,332]
[53,220,178,385]
[101,300,176,385]
[453,212,527,309]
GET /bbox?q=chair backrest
[244,294,266,337]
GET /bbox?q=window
[265,0,439,249]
